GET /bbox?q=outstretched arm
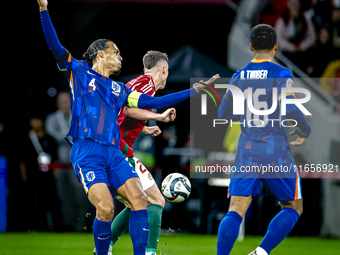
[38,0,69,65]
[124,107,176,123]
[127,75,220,109]
[128,88,197,109]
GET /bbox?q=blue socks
[217,211,243,255]
[259,207,300,254]
[217,208,300,255]
[130,209,149,255]
[93,217,112,255]
[94,210,149,255]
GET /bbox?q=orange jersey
[118,75,156,157]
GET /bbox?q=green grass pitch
[1,232,339,255]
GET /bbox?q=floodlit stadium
[1,0,340,254]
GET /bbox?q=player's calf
[143,183,165,254]
[117,178,149,255]
[254,205,301,255]
[217,196,251,255]
[87,183,115,255]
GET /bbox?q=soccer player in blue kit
[36,1,213,254]
[217,24,311,255]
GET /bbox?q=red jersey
[118,75,156,157]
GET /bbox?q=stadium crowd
[249,0,340,238]
[15,92,95,232]
[254,0,340,112]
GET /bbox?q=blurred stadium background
[1,0,340,253]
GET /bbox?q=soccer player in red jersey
[106,52,219,255]
[110,51,168,255]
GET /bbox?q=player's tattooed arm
[124,107,176,123]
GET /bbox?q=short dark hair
[83,39,112,67]
[143,51,168,69]
[250,24,277,51]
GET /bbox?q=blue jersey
[58,55,132,148]
[40,10,198,149]
[40,9,202,198]
[225,59,305,201]
[227,59,295,165]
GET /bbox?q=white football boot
[93,244,113,255]
[248,247,268,255]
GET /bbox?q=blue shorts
[70,139,138,196]
[228,173,302,201]
[229,144,302,201]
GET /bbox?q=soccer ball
[161,173,191,203]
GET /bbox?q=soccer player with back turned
[217,24,311,255]
[36,1,209,254]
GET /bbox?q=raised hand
[37,0,48,11]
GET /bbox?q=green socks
[146,204,164,251]
[111,207,131,245]
[110,204,164,251]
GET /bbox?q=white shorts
[131,156,155,191]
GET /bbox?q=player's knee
[228,196,252,218]
[147,191,165,207]
[295,203,303,216]
[158,195,165,207]
[281,199,303,216]
[151,195,165,207]
[96,202,114,221]
[129,190,147,210]
[284,206,303,216]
